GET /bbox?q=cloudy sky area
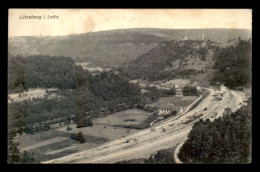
[8,9,252,37]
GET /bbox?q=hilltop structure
[201,34,207,47]
[202,34,205,41]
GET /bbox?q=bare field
[12,97,197,163]
[42,86,244,164]
[149,96,198,111]
[14,110,145,162]
[57,124,139,141]
[20,137,69,152]
[93,108,153,127]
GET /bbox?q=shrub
[74,132,86,143]
[79,136,86,143]
[66,126,72,131]
[76,117,93,128]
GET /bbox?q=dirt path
[174,142,184,164]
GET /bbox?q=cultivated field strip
[44,146,77,155]
[42,90,211,163]
[20,137,69,152]
[42,86,243,163]
[43,94,203,163]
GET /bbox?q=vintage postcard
[8,9,252,164]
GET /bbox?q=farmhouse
[175,84,183,97]
[196,86,203,93]
[212,89,224,100]
[147,99,178,116]
[145,104,174,116]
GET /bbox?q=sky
[8,9,252,37]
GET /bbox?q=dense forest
[8,55,28,93]
[8,55,164,134]
[8,55,77,93]
[211,40,252,89]
[182,85,199,96]
[8,91,76,135]
[178,98,252,164]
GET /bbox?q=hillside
[121,40,216,83]
[8,55,77,94]
[8,55,166,135]
[211,40,252,88]
[8,28,251,67]
[8,30,165,67]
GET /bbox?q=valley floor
[13,109,151,162]
[42,86,245,163]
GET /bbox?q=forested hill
[121,40,213,81]
[121,39,252,89]
[8,30,165,67]
[211,40,252,89]
[8,28,251,67]
[8,55,77,93]
[8,55,151,132]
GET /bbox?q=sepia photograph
[8,9,252,164]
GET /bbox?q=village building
[201,42,207,48]
[244,87,252,95]
[69,119,75,125]
[196,86,203,93]
[147,99,176,116]
[175,84,183,97]
[212,89,224,100]
[158,109,172,115]
[175,89,183,97]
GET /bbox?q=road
[174,142,184,164]
[42,85,244,164]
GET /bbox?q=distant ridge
[8,28,251,66]
[9,28,251,40]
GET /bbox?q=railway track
[42,86,243,164]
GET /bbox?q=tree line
[8,55,77,94]
[211,40,252,89]
[182,85,199,96]
[178,98,251,164]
